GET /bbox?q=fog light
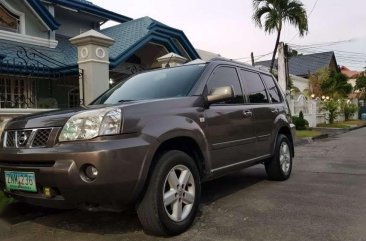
[84,165,98,181]
[43,187,54,198]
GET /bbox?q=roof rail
[209,57,271,73]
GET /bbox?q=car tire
[265,134,293,181]
[136,150,201,236]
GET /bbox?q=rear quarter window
[261,74,283,103]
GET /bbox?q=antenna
[165,54,174,68]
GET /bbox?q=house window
[0,3,20,33]
[0,78,34,108]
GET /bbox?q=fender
[131,115,211,201]
[271,113,293,156]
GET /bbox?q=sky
[92,0,366,70]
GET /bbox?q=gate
[0,44,83,109]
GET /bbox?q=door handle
[243,110,253,118]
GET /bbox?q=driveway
[1,128,366,241]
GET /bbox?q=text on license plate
[4,171,37,193]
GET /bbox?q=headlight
[59,108,122,142]
[0,119,10,141]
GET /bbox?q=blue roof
[46,0,132,23]
[26,0,60,30]
[256,52,337,77]
[101,17,153,60]
[0,38,76,74]
[0,17,199,73]
[101,17,200,67]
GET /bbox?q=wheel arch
[274,125,295,157]
[135,133,210,203]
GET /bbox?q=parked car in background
[0,58,295,236]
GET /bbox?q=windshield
[92,64,206,105]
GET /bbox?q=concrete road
[1,128,366,241]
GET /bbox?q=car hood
[4,98,194,130]
[5,104,120,130]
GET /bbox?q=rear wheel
[265,134,293,181]
[136,150,201,236]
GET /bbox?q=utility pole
[251,52,255,66]
[277,42,287,92]
[284,44,290,90]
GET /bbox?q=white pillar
[70,30,115,105]
[277,42,287,92]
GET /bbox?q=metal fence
[0,43,83,109]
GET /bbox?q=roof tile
[256,52,335,77]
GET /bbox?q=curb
[294,134,328,146]
[295,125,366,146]
[348,124,366,131]
[312,134,329,140]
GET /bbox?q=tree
[340,100,358,121]
[321,99,339,124]
[320,71,352,98]
[309,68,331,97]
[309,68,352,98]
[252,0,308,72]
[355,73,366,100]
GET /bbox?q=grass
[317,120,366,129]
[296,130,322,138]
[0,191,12,213]
[342,120,366,127]
[317,123,350,128]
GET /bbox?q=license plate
[4,171,37,193]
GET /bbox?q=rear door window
[261,74,282,103]
[239,70,269,104]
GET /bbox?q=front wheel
[136,150,201,236]
[265,134,293,181]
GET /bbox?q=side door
[260,73,286,150]
[238,69,274,156]
[204,66,257,171]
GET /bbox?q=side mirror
[206,86,234,105]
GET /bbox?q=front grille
[32,129,52,147]
[3,128,53,149]
[5,131,16,147]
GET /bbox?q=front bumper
[0,134,153,210]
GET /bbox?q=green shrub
[340,101,358,121]
[299,111,304,120]
[321,99,339,124]
[292,111,309,130]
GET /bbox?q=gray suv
[0,58,295,236]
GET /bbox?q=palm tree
[253,0,309,72]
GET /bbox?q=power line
[288,45,366,57]
[288,39,356,49]
[233,51,273,61]
[288,0,320,42]
[309,0,320,16]
[290,48,366,61]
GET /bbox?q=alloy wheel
[163,164,195,222]
[279,142,291,174]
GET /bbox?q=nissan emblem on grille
[3,128,53,148]
[18,131,29,146]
